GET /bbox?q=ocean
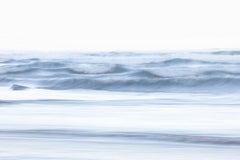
[0,51,240,160]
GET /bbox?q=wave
[143,58,237,67]
[11,84,29,90]
[162,58,209,65]
[1,52,240,92]
[3,72,240,92]
[131,70,163,78]
[0,63,127,75]
[1,129,239,146]
[0,68,37,75]
[199,70,240,77]
[210,50,240,55]
[67,64,127,74]
[35,77,240,92]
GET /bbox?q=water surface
[0,51,240,160]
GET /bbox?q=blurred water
[0,51,240,160]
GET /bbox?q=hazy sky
[0,0,239,51]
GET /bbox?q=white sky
[0,0,240,52]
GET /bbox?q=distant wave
[210,50,240,55]
[1,51,240,92]
[162,58,210,65]
[1,129,240,146]
[35,77,240,92]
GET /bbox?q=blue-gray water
[0,51,240,160]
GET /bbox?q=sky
[0,0,239,52]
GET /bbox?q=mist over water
[1,51,240,160]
